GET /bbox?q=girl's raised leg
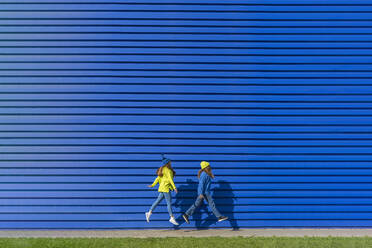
[204,193,222,218]
[146,193,164,222]
[205,194,229,222]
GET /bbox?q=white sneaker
[169,216,179,225]
[145,212,152,222]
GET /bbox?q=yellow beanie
[200,161,210,170]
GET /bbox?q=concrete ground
[0,229,372,238]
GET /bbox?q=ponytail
[156,165,165,177]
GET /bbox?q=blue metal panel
[1,0,372,229]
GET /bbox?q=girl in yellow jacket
[146,154,179,225]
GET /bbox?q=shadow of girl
[200,180,239,230]
[174,179,208,229]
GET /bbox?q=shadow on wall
[174,179,204,230]
[174,179,239,230]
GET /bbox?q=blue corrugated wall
[2,0,372,229]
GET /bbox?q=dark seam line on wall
[4,107,372,110]
[0,213,237,215]
[8,136,372,140]
[8,160,372,164]
[5,152,372,155]
[0,212,366,215]
[0,220,222,222]
[7,26,372,28]
[0,212,243,215]
[3,131,372,134]
[4,124,372,127]
[0,160,372,163]
[0,207,364,210]
[8,76,372,79]
[4,112,372,116]
[0,192,358,195]
[10,46,372,50]
[5,76,372,79]
[8,46,372,49]
[0,204,300,207]
[4,100,372,103]
[0,183,369,185]
[0,219,369,222]
[5,145,372,147]
[4,75,372,80]
[5,174,372,176]
[5,2,372,6]
[12,32,372,35]
[0,2,281,5]
[9,69,372,72]
[3,92,372,95]
[0,167,369,170]
[5,123,372,126]
[0,189,370,193]
[10,10,372,13]
[3,123,372,126]
[0,212,363,214]
[0,228,362,230]
[7,62,372,65]
[7,39,372,42]
[5,173,372,177]
[4,114,372,116]
[4,83,372,86]
[7,18,372,21]
[0,168,368,171]
[0,181,368,184]
[2,159,372,161]
[0,191,369,194]
[12,10,372,13]
[0,212,363,215]
[0,190,235,192]
[0,182,324,184]
[0,165,369,168]
[0,202,368,205]
[0,197,371,201]
[0,84,371,87]
[0,84,369,87]
[5,91,372,95]
[12,69,372,72]
[6,105,372,109]
[0,209,365,213]
[1,132,372,135]
[11,53,372,56]
[0,229,360,230]
[7,107,372,110]
[0,220,314,222]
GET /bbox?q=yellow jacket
[150,167,176,193]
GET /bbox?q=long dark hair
[156,162,176,177]
[198,166,214,179]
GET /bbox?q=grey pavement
[0,229,371,238]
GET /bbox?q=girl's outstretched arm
[150,176,160,187]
